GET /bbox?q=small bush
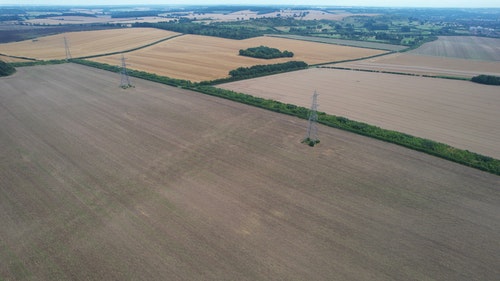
[0,60,16,76]
[471,75,500,86]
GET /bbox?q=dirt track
[0,64,499,280]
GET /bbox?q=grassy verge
[8,60,67,67]
[70,59,500,175]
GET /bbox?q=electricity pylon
[120,54,133,89]
[64,36,72,61]
[302,90,319,146]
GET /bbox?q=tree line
[229,61,307,79]
[66,59,499,175]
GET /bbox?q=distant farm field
[334,52,500,78]
[409,36,500,61]
[266,34,407,51]
[1,63,498,280]
[91,34,387,82]
[219,68,500,159]
[0,28,180,60]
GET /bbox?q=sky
[1,0,499,8]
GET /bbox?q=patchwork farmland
[409,36,500,61]
[91,34,387,82]
[219,67,500,159]
[0,28,180,60]
[334,36,500,78]
[1,64,499,280]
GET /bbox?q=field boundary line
[69,59,500,175]
[311,51,395,67]
[319,65,471,81]
[76,33,185,59]
[264,34,408,52]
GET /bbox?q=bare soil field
[0,28,180,60]
[334,52,500,78]
[0,63,499,280]
[219,68,500,159]
[409,36,500,61]
[92,34,387,82]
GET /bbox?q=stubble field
[219,67,500,159]
[334,52,500,78]
[0,28,180,60]
[91,34,387,82]
[334,36,500,78]
[0,63,498,280]
[409,36,500,61]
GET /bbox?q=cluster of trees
[111,10,164,18]
[239,46,293,59]
[229,61,307,79]
[0,60,16,77]
[471,75,500,85]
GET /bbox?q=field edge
[62,59,500,175]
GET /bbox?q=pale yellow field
[219,68,500,159]
[26,16,174,25]
[92,34,387,82]
[0,28,180,60]
[335,36,500,78]
[0,54,31,63]
[335,52,500,78]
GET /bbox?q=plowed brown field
[0,28,180,60]
[219,68,500,159]
[0,64,499,280]
[91,35,387,82]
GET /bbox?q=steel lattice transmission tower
[63,36,72,61]
[120,54,133,89]
[302,90,320,146]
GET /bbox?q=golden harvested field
[219,68,500,159]
[1,63,499,280]
[26,16,174,25]
[92,34,387,82]
[335,52,500,78]
[0,55,31,63]
[0,28,180,60]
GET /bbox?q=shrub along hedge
[0,60,16,76]
[471,75,500,86]
[70,59,499,175]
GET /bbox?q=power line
[120,54,133,89]
[302,90,320,147]
[63,36,72,61]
